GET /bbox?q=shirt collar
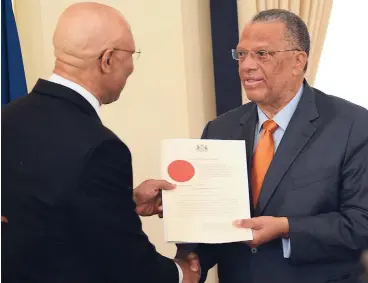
[256,84,304,132]
[48,74,100,114]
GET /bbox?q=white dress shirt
[254,84,304,258]
[48,74,184,282]
[49,74,100,114]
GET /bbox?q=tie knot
[262,120,278,133]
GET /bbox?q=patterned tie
[251,120,278,207]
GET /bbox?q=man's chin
[244,90,267,103]
[102,92,121,105]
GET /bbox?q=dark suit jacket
[2,79,178,283]
[177,81,368,283]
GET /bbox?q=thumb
[187,253,200,272]
[233,218,254,229]
[152,180,176,191]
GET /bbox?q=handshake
[175,253,201,283]
[133,179,292,283]
[133,179,201,283]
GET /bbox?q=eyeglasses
[98,48,141,60]
[231,48,300,63]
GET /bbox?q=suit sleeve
[176,122,219,282]
[288,113,368,265]
[71,139,178,283]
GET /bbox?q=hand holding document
[161,139,252,243]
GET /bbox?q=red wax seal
[168,160,195,182]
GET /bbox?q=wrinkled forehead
[238,22,289,50]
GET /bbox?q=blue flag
[1,0,27,105]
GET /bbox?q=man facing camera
[2,3,199,283]
[177,9,368,283]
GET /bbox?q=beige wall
[15,0,217,282]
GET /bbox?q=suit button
[251,248,258,254]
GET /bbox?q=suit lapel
[257,83,319,215]
[233,103,258,208]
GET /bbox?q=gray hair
[251,9,310,72]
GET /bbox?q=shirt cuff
[175,262,183,283]
[282,238,291,258]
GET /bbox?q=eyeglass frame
[98,48,141,60]
[231,48,301,63]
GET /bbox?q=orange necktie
[251,120,278,207]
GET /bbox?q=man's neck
[258,79,303,119]
[53,69,102,105]
[49,73,101,114]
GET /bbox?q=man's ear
[294,51,308,75]
[100,49,114,74]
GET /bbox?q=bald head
[53,2,131,66]
[52,2,136,104]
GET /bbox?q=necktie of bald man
[251,120,278,207]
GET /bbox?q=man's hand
[233,216,289,248]
[362,250,368,279]
[175,253,200,283]
[133,179,175,216]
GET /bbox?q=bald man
[2,3,199,283]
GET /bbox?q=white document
[161,139,252,243]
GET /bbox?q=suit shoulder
[313,87,368,121]
[2,94,32,119]
[87,138,132,163]
[209,103,254,125]
[71,120,132,161]
[201,103,255,138]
